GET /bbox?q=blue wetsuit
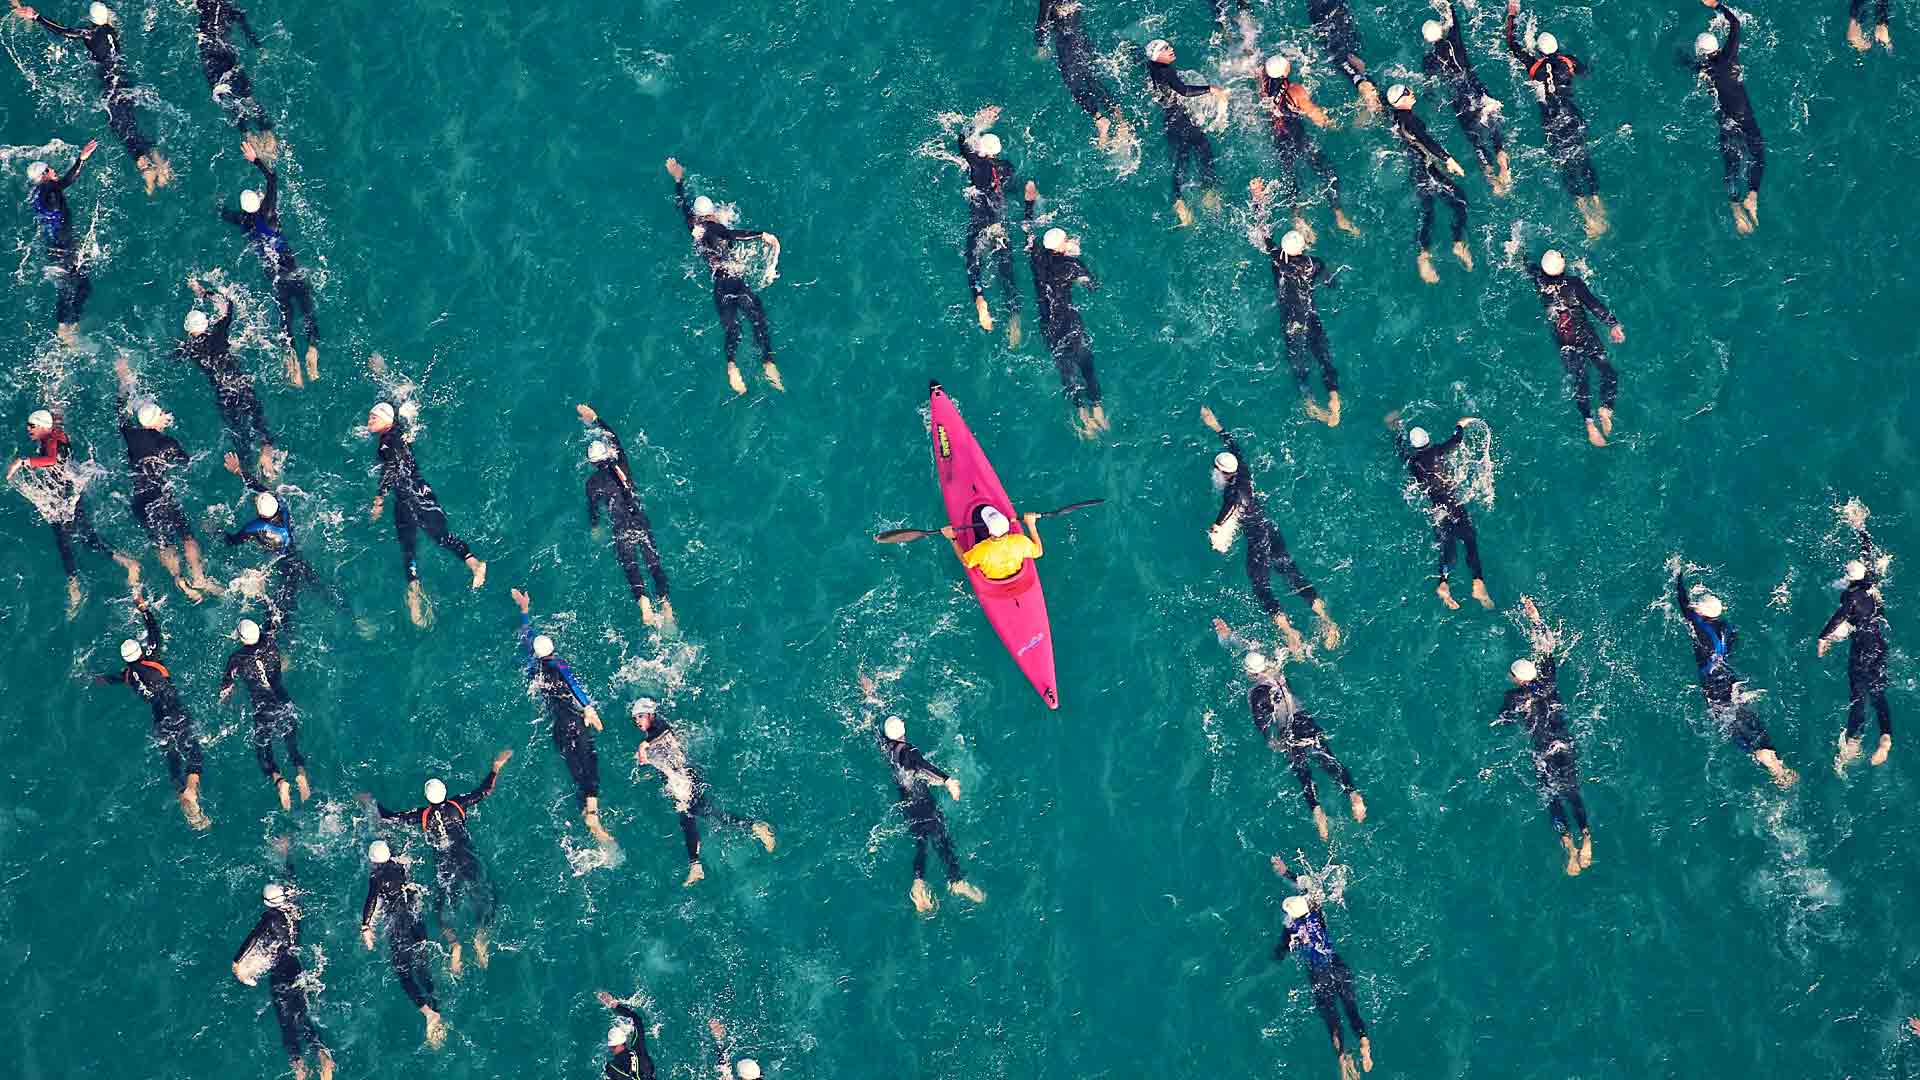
[1273,862,1369,1057]
[520,614,599,805]
[1675,575,1772,752]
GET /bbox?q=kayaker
[940,506,1042,582]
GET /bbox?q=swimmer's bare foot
[407,580,431,628]
[1174,198,1194,227]
[1359,1036,1373,1072]
[1835,733,1863,776]
[1339,1050,1361,1080]
[276,776,292,811]
[1850,17,1871,50]
[726,362,748,396]
[1873,733,1892,766]
[114,552,141,588]
[584,807,613,848]
[949,879,985,903]
[1349,790,1367,823]
[283,349,303,388]
[1731,201,1754,234]
[1202,189,1223,214]
[1562,833,1582,876]
[1875,21,1892,49]
[424,1006,447,1049]
[684,860,706,886]
[638,594,659,626]
[57,322,78,346]
[181,776,211,830]
[1471,579,1493,609]
[763,360,785,392]
[295,768,311,802]
[447,942,463,978]
[752,821,776,852]
[911,877,934,912]
[1275,612,1306,656]
[1092,403,1110,432]
[1437,581,1460,609]
[1743,190,1759,224]
[1597,406,1614,436]
[466,556,486,589]
[1006,311,1022,347]
[1418,250,1439,284]
[1325,391,1341,427]
[1452,240,1474,271]
[975,294,992,332]
[1313,804,1330,841]
[1094,114,1111,148]
[1304,398,1332,425]
[66,576,83,618]
[472,931,489,969]
[1587,418,1607,447]
[1579,829,1593,868]
[305,345,320,383]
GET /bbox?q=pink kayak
[927,382,1059,710]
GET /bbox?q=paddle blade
[875,528,938,544]
[1037,497,1106,518]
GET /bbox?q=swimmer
[1023,181,1106,436]
[232,838,333,1080]
[1385,84,1472,284]
[1672,563,1797,786]
[1145,38,1229,225]
[1423,3,1511,194]
[1035,0,1135,151]
[1693,1,1765,233]
[1202,407,1339,650]
[1506,0,1608,237]
[1496,596,1593,875]
[359,840,446,1048]
[577,404,673,627]
[114,356,219,602]
[366,399,487,627]
[1254,54,1359,241]
[11,2,173,192]
[219,617,309,810]
[1522,249,1624,446]
[512,588,613,847]
[179,276,276,476]
[194,0,275,150]
[1305,0,1384,117]
[22,139,96,343]
[1820,501,1893,773]
[1390,416,1492,610]
[707,1019,762,1080]
[87,592,210,828]
[943,106,1022,339]
[872,701,984,913]
[664,157,783,396]
[1272,853,1373,1078]
[1218,621,1366,838]
[594,992,658,1080]
[633,698,776,887]
[1243,199,1343,425]
[369,749,513,975]
[222,452,344,631]
[8,406,140,613]
[224,140,319,384]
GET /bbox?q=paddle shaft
[874,498,1104,544]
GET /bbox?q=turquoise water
[3,1,1920,1077]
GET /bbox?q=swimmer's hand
[665,158,684,182]
[232,961,256,986]
[511,587,530,614]
[492,749,514,771]
[575,403,598,425]
[584,706,603,732]
[1024,179,1039,202]
[368,495,383,521]
[13,6,37,22]
[596,990,619,1008]
[78,140,96,162]
[944,778,962,800]
[1200,405,1221,431]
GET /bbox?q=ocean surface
[2,1,1919,1077]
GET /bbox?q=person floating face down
[1525,249,1624,447]
[1692,1,1765,234]
[1423,3,1511,194]
[179,277,276,475]
[11,2,173,192]
[114,357,222,603]
[86,595,210,829]
[663,157,783,397]
[1499,596,1592,876]
[223,139,319,384]
[578,404,672,627]
[220,617,310,811]
[1022,182,1107,438]
[222,452,344,632]
[1271,854,1374,1079]
[372,749,513,976]
[633,698,776,887]
[1397,418,1493,611]
[359,840,446,1048]
[23,139,97,343]
[193,0,275,147]
[1671,569,1797,787]
[1384,83,1473,285]
[366,399,487,628]
[950,109,1021,340]
[941,504,1043,584]
[1819,506,1893,772]
[1144,38,1228,226]
[1201,407,1339,652]
[878,714,985,913]
[1505,0,1608,238]
[232,844,335,1080]
[513,587,613,847]
[1255,55,1359,241]
[7,407,139,610]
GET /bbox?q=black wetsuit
[1148,58,1217,201]
[361,860,436,1011]
[1213,429,1322,619]
[881,732,968,886]
[1257,71,1344,217]
[605,1004,658,1080]
[91,606,203,792]
[1265,240,1339,400]
[221,630,303,783]
[22,427,115,577]
[1272,862,1368,1057]
[28,157,91,325]
[1498,656,1589,837]
[195,0,271,133]
[584,419,669,605]
[223,458,341,628]
[1525,266,1620,421]
[1024,197,1101,411]
[1390,106,1468,253]
[29,13,157,161]
[1036,0,1118,121]
[222,157,318,358]
[377,764,503,939]
[673,178,773,369]
[1675,576,1772,753]
[520,616,598,806]
[1401,427,1484,586]
[1252,675,1356,814]
[1822,531,1892,740]
[1425,10,1507,171]
[374,420,474,582]
[958,135,1019,317]
[176,296,271,458]
[1852,0,1891,26]
[1696,7,1764,201]
[1506,13,1598,197]
[641,716,759,864]
[1307,0,1375,93]
[234,899,327,1060]
[115,392,193,548]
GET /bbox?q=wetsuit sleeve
[902,745,951,784]
[140,607,164,658]
[1857,528,1882,585]
[1311,256,1335,290]
[709,224,767,244]
[1273,861,1301,886]
[233,913,270,965]
[1434,427,1465,456]
[1504,11,1532,60]
[52,157,84,191]
[456,765,503,807]
[1067,256,1098,291]
[519,614,537,676]
[1409,116,1452,165]
[221,205,247,227]
[555,659,593,709]
[220,650,243,695]
[1819,599,1854,641]
[586,479,603,528]
[360,874,382,929]
[673,178,695,228]
[1673,575,1692,615]
[25,437,62,468]
[1156,65,1216,96]
[375,439,396,497]
[1570,277,1617,327]
[90,669,129,685]
[33,14,87,39]
[224,518,273,546]
[1720,6,1740,64]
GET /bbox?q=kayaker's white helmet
[120,639,142,663]
[1695,594,1724,619]
[1042,228,1068,253]
[1265,55,1290,79]
[736,1061,762,1080]
[692,195,716,217]
[1540,249,1566,277]
[1408,426,1431,449]
[1423,19,1445,44]
[1695,32,1719,57]
[1214,452,1239,475]
[240,189,263,214]
[1244,652,1269,676]
[883,715,906,741]
[1510,658,1538,684]
[1845,560,1868,583]
[973,132,1002,157]
[1280,230,1306,257]
[532,635,556,659]
[368,840,391,864]
[425,778,447,804]
[1537,32,1559,55]
[89,2,112,25]
[25,161,49,184]
[1282,894,1310,920]
[237,619,261,646]
[587,440,615,464]
[255,492,279,519]
[980,505,1011,538]
[184,310,209,336]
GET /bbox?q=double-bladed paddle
[874,498,1105,544]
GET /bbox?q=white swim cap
[607,1025,630,1048]
[1537,32,1559,55]
[27,409,53,431]
[1695,32,1718,57]
[1386,84,1411,108]
[1265,55,1290,79]
[137,404,165,429]
[255,492,279,519]
[1147,38,1172,60]
[1510,658,1538,683]
[25,161,49,183]
[1282,894,1310,920]
[237,618,261,645]
[1244,652,1269,676]
[263,882,286,907]
[1408,426,1431,449]
[120,638,142,663]
[425,778,447,804]
[1540,249,1566,277]
[1280,230,1306,257]
[737,1061,762,1079]
[368,840,391,864]
[1695,594,1723,619]
[369,401,396,427]
[587,440,615,464]
[1423,20,1445,44]
[980,505,1011,537]
[89,2,111,25]
[1042,228,1068,253]
[633,697,659,717]
[692,195,715,217]
[239,189,263,214]
[184,310,209,336]
[1845,560,1868,582]
[532,635,555,659]
[1214,451,1239,475]
[883,715,906,741]
[974,132,1002,157]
